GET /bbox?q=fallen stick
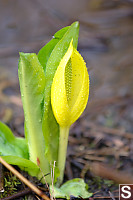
[90,162,133,184]
[0,156,50,200]
[82,121,133,139]
[1,188,31,200]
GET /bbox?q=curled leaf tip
[51,41,89,127]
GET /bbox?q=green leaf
[2,155,39,177]
[18,53,50,181]
[38,26,69,71]
[0,121,28,159]
[50,178,93,199]
[42,22,79,164]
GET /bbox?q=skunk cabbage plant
[51,40,89,185]
[0,22,91,199]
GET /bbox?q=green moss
[0,171,21,198]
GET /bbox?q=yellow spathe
[51,41,89,127]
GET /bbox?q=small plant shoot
[0,22,91,199]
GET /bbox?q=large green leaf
[18,53,50,181]
[2,155,39,177]
[38,26,69,71]
[50,178,93,199]
[0,121,28,159]
[42,22,79,164]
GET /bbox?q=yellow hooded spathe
[51,40,89,127]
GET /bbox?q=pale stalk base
[57,126,69,186]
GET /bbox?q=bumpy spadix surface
[51,41,89,127]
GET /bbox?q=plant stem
[57,126,70,186]
[26,121,51,183]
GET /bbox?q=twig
[9,95,22,107]
[81,163,91,179]
[0,156,50,200]
[83,121,133,139]
[108,191,116,200]
[90,162,133,184]
[71,160,84,170]
[92,196,119,199]
[84,95,133,116]
[66,160,73,180]
[1,188,31,200]
[0,163,4,192]
[75,147,128,158]
[84,155,106,162]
